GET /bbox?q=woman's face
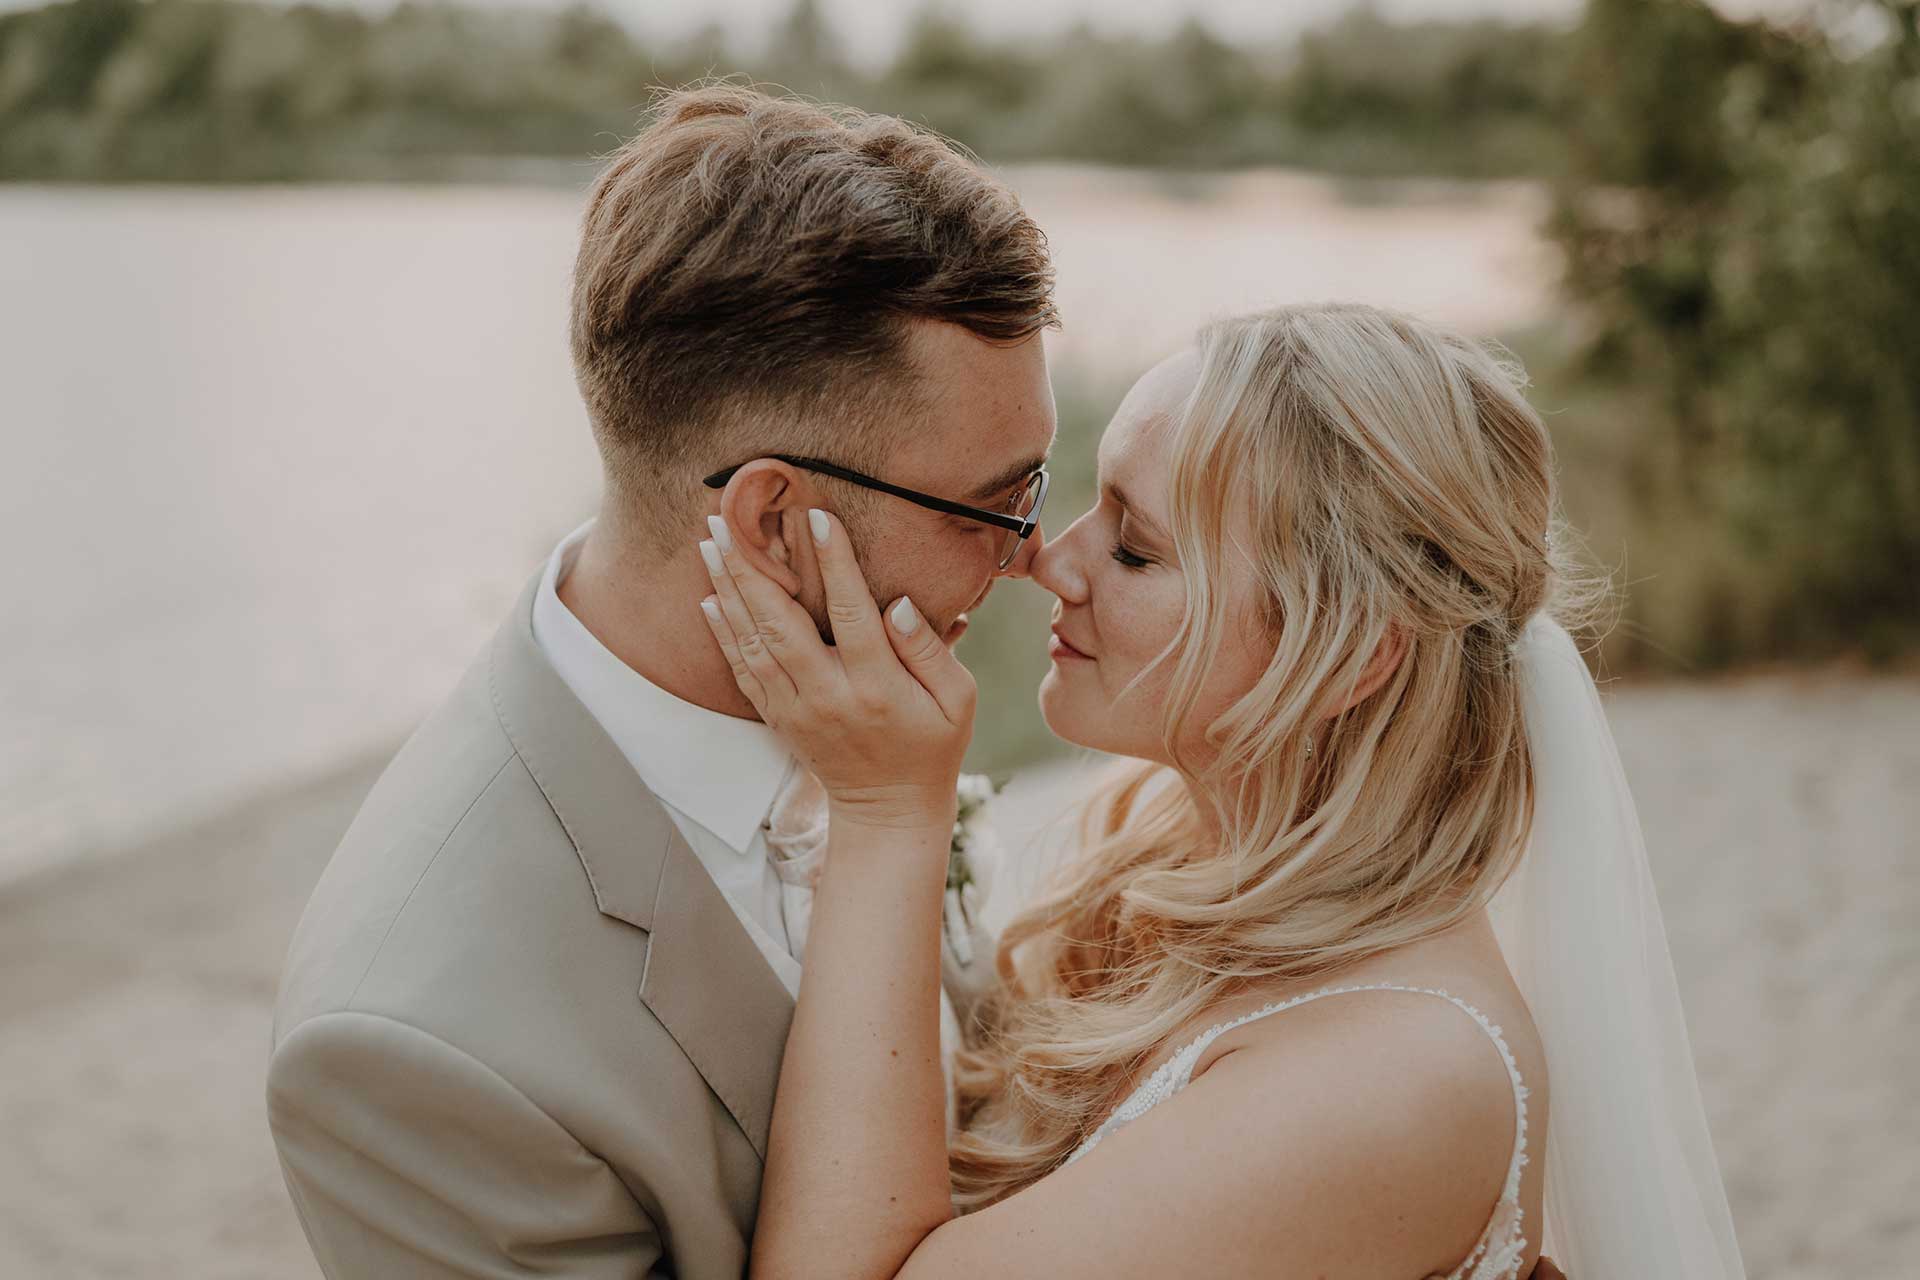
[1030,350,1273,770]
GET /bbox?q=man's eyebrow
[967,454,1049,503]
[1105,480,1170,542]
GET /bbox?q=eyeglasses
[702,453,1050,571]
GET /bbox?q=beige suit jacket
[268,569,990,1278]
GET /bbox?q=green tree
[1551,0,1920,661]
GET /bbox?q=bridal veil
[1490,616,1747,1278]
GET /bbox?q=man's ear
[1323,624,1409,718]
[713,459,822,597]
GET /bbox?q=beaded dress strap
[1176,984,1527,1164]
[1064,981,1532,1198]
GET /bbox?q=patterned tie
[762,762,830,961]
[766,763,1004,979]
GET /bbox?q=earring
[1303,738,1314,759]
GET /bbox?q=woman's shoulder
[1184,953,1545,1273]
[1196,973,1531,1119]
[1127,979,1518,1274]
[1192,922,1542,1089]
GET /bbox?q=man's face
[842,321,1056,647]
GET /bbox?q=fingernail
[706,514,732,553]
[808,508,829,546]
[699,540,723,576]
[700,597,722,626]
[889,596,919,635]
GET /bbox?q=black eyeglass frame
[702,453,1050,569]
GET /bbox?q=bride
[695,302,1745,1279]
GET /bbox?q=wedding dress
[1061,981,1532,1280]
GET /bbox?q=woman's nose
[1026,518,1089,604]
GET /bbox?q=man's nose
[998,521,1046,579]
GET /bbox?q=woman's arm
[697,510,975,1280]
[751,812,955,1278]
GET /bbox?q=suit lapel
[488,570,795,1160]
[636,830,796,1161]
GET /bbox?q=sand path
[1,674,1913,1278]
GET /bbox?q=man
[267,85,1057,1278]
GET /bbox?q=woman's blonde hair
[947,302,1599,1208]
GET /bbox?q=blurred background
[0,0,1915,1275]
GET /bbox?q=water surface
[0,169,1553,882]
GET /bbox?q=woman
[696,303,1745,1279]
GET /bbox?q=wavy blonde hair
[947,302,1599,1209]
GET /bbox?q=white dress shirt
[532,520,805,997]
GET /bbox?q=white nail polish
[706,514,732,552]
[700,598,722,626]
[699,540,724,576]
[808,508,829,545]
[890,597,919,635]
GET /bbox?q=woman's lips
[1049,626,1092,661]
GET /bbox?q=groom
[267,86,1057,1278]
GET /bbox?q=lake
[0,167,1554,884]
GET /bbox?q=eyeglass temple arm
[703,455,1033,534]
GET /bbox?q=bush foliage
[0,0,1569,180]
[3,0,1911,678]
[1548,0,1920,666]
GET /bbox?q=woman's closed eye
[1110,540,1152,570]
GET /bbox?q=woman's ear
[713,460,818,597]
[1325,624,1409,718]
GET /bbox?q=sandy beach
[1,671,1914,1278]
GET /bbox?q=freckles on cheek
[1102,581,1185,697]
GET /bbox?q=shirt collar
[531,519,794,852]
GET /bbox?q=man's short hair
[569,83,1059,549]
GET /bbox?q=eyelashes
[1110,541,1151,570]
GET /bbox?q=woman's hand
[697,509,976,831]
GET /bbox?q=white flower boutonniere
[943,773,1000,970]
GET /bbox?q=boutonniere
[943,773,999,970]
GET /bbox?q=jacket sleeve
[267,1010,663,1278]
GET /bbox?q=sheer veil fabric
[1490,617,1747,1278]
